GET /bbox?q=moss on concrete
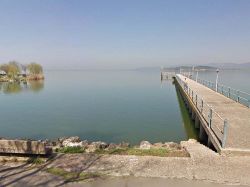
[46,167,101,182]
[55,146,85,154]
[95,147,189,157]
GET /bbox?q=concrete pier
[175,74,250,155]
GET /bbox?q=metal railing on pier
[160,71,176,80]
[181,72,250,108]
[175,74,228,148]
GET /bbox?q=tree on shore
[0,64,9,73]
[7,64,20,78]
[0,61,21,78]
[27,63,43,74]
[0,61,44,81]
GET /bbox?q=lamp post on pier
[192,66,195,79]
[216,69,219,92]
[196,69,199,82]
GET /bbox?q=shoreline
[0,74,44,82]
[1,139,250,186]
[0,136,189,157]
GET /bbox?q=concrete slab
[0,140,51,155]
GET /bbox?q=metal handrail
[175,74,228,148]
[185,73,250,108]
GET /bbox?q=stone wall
[0,140,51,155]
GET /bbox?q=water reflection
[174,82,199,140]
[0,80,44,94]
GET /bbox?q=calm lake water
[0,70,249,144]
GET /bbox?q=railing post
[228,87,231,98]
[222,119,228,148]
[195,94,197,106]
[221,85,224,94]
[201,99,204,114]
[192,91,194,101]
[237,90,240,102]
[209,108,212,128]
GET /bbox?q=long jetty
[171,73,250,155]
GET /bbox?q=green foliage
[95,148,171,157]
[0,61,20,78]
[46,167,101,182]
[55,146,188,157]
[7,64,20,78]
[1,61,43,77]
[0,64,9,73]
[126,148,170,156]
[55,146,85,154]
[27,63,43,74]
[27,157,45,165]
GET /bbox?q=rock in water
[85,144,97,153]
[92,141,108,149]
[119,142,130,148]
[164,142,181,150]
[85,141,108,153]
[62,136,81,147]
[153,142,164,148]
[139,141,152,150]
[107,143,117,150]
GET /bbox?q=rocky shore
[1,138,250,186]
[44,136,186,155]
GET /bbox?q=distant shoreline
[0,73,44,82]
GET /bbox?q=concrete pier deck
[176,74,250,154]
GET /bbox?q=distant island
[0,61,44,82]
[161,62,250,72]
[162,65,217,72]
[206,62,250,69]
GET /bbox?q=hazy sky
[1,0,250,69]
